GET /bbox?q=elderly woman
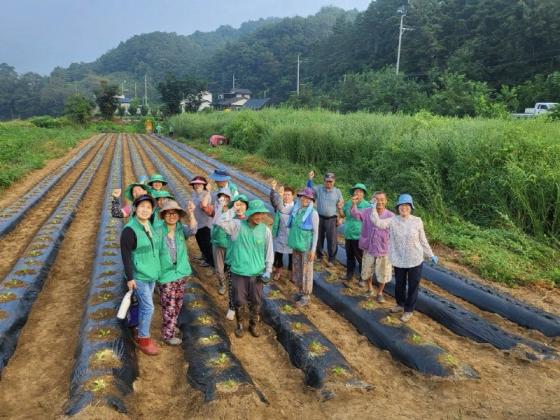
[363,193,438,323]
[156,199,197,345]
[269,180,295,281]
[189,176,214,268]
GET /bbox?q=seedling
[31,243,49,250]
[100,261,116,266]
[308,340,328,358]
[98,270,117,278]
[0,292,17,303]
[188,300,206,309]
[91,292,114,305]
[441,354,459,367]
[268,290,281,299]
[360,300,377,311]
[4,279,24,288]
[102,251,117,257]
[331,366,348,376]
[281,304,295,314]
[290,321,311,335]
[23,259,42,266]
[208,353,230,368]
[381,315,399,326]
[98,280,115,288]
[196,315,214,325]
[326,273,339,283]
[89,308,115,320]
[24,250,43,258]
[199,334,221,346]
[15,269,37,276]
[104,243,119,249]
[92,349,120,368]
[216,379,239,393]
[88,378,107,393]
[410,334,423,345]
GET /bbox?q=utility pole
[232,74,236,90]
[134,82,137,99]
[296,54,301,96]
[144,74,148,109]
[396,6,412,75]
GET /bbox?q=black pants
[273,252,293,270]
[317,216,338,261]
[394,263,423,313]
[231,273,263,307]
[345,239,363,277]
[195,227,214,267]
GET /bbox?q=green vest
[272,211,281,237]
[125,217,160,282]
[229,221,267,276]
[156,223,192,284]
[287,207,314,252]
[211,224,231,249]
[152,207,164,229]
[343,200,371,240]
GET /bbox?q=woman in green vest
[151,190,174,229]
[156,199,197,345]
[288,187,319,308]
[120,194,161,355]
[147,173,167,192]
[215,199,274,338]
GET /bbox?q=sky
[0,0,371,75]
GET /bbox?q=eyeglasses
[165,211,179,216]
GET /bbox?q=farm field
[0,133,559,419]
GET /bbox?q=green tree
[128,98,141,116]
[429,72,492,117]
[157,74,206,115]
[95,80,119,119]
[64,93,93,124]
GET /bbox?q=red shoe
[137,337,159,355]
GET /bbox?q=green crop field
[171,108,560,286]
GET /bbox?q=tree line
[1,1,559,121]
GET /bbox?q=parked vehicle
[209,134,228,147]
[512,102,558,117]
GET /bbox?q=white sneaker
[400,312,413,323]
[226,309,235,321]
[164,337,182,346]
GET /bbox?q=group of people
[114,165,438,356]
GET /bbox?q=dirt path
[0,136,114,419]
[0,138,104,280]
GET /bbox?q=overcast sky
[0,0,370,75]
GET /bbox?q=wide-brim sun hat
[148,173,167,186]
[229,194,249,209]
[395,193,415,210]
[189,176,208,185]
[245,199,270,218]
[297,187,316,201]
[216,186,233,199]
[210,169,231,182]
[152,190,175,200]
[125,182,149,201]
[349,183,368,196]
[133,194,156,209]
[159,199,187,218]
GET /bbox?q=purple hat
[297,187,315,201]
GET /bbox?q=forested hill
[1,1,559,120]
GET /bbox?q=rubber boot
[235,307,245,338]
[137,337,159,355]
[218,273,227,295]
[249,304,261,338]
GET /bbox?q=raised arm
[269,180,282,211]
[367,197,392,229]
[182,201,198,237]
[215,203,241,238]
[264,227,274,275]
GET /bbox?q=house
[243,98,271,111]
[180,91,213,113]
[214,88,252,110]
[114,95,132,114]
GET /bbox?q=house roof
[243,98,271,110]
[231,88,252,95]
[214,97,247,107]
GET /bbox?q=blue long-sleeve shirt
[306,179,343,218]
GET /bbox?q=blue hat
[396,194,414,210]
[210,169,231,182]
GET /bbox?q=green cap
[349,183,368,196]
[125,182,149,201]
[148,173,167,186]
[229,194,249,209]
[245,199,270,218]
[152,190,175,200]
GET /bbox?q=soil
[1,133,560,419]
[0,135,114,418]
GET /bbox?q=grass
[172,111,560,286]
